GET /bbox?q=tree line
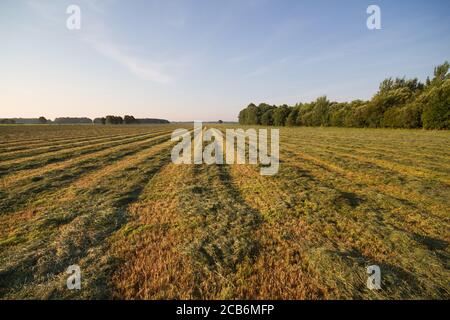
[1,116,169,125]
[93,116,170,125]
[238,62,450,130]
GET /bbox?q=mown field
[0,124,449,299]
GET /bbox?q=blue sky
[1,0,449,121]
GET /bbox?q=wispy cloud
[244,56,289,79]
[83,34,172,84]
[228,53,255,64]
[244,66,271,78]
[27,0,173,84]
[27,0,60,24]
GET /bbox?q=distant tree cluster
[94,116,169,125]
[104,115,123,125]
[38,116,48,124]
[136,118,170,124]
[239,62,450,130]
[0,119,16,124]
[1,115,170,125]
[54,117,92,124]
[93,117,106,125]
[0,118,43,124]
[124,115,139,124]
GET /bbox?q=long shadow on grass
[331,247,445,299]
[0,132,165,179]
[0,136,169,214]
[0,148,173,298]
[181,163,262,298]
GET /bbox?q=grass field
[0,124,449,299]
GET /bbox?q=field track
[0,124,449,299]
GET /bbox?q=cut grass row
[0,132,175,214]
[0,130,154,154]
[0,130,168,167]
[281,144,449,221]
[0,137,176,298]
[0,125,448,299]
[0,125,174,146]
[279,127,450,165]
[1,130,176,187]
[111,130,262,299]
[0,129,170,161]
[214,125,449,298]
[282,139,450,185]
[0,129,177,179]
[110,163,262,299]
[228,160,449,299]
[282,134,450,174]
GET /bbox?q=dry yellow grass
[1,130,173,188]
[0,124,448,299]
[110,163,195,299]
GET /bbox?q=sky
[0,0,449,121]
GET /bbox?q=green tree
[260,109,274,125]
[246,103,259,124]
[238,109,247,125]
[273,105,291,126]
[105,115,123,125]
[312,96,331,126]
[432,61,449,84]
[286,108,299,126]
[422,79,450,129]
[124,115,138,124]
[93,117,106,125]
[236,61,449,130]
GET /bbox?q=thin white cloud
[27,0,60,24]
[228,53,254,64]
[243,56,289,79]
[27,0,172,84]
[84,0,111,15]
[244,66,271,78]
[83,35,172,83]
